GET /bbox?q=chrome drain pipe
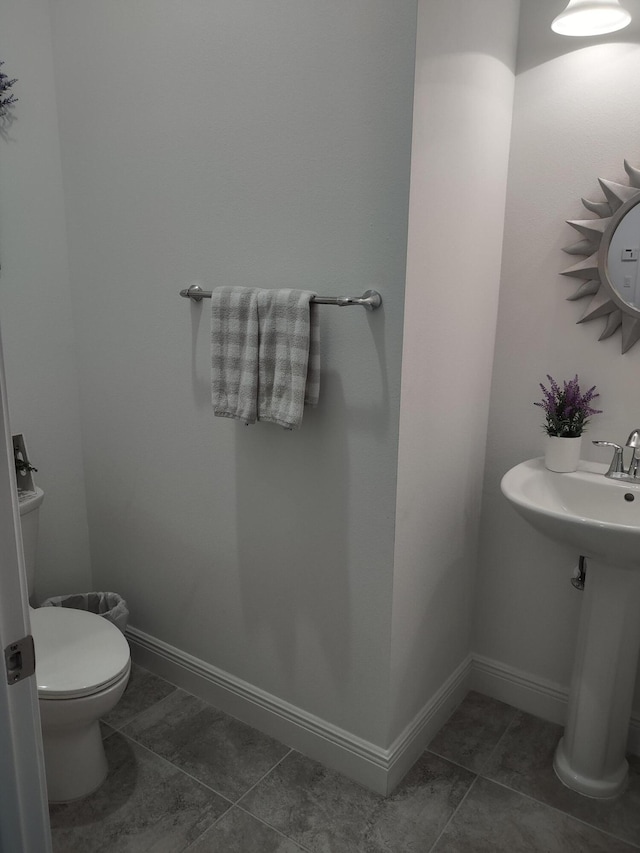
[571,555,587,591]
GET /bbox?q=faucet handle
[592,441,625,477]
[625,430,640,477]
[626,429,640,450]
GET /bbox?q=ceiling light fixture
[551,0,632,36]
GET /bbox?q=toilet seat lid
[31,607,130,699]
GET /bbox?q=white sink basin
[501,457,640,799]
[501,458,640,570]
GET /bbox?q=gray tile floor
[49,665,640,852]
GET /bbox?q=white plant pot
[544,435,582,473]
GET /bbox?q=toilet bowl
[31,606,131,802]
[19,486,131,802]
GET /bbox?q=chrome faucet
[593,429,640,480]
[626,429,640,478]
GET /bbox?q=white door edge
[0,325,51,852]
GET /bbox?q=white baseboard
[126,625,471,795]
[470,653,640,757]
[470,654,569,725]
[125,628,640,794]
[385,657,472,792]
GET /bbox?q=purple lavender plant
[0,61,18,117]
[534,374,602,437]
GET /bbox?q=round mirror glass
[606,197,640,312]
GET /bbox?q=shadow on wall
[234,369,351,705]
[191,298,213,411]
[388,549,471,744]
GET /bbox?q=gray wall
[0,0,92,600]
[391,0,518,739]
[48,0,417,745]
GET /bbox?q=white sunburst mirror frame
[563,159,640,353]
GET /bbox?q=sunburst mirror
[562,159,640,353]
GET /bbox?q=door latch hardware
[4,635,35,685]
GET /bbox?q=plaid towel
[211,286,259,423]
[256,289,320,430]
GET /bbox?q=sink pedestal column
[554,560,640,798]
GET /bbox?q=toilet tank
[18,487,44,598]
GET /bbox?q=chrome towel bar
[179,284,382,311]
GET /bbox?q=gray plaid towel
[211,286,260,423]
[211,287,320,429]
[256,288,320,429]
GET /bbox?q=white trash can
[40,591,129,634]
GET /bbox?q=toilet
[19,487,131,803]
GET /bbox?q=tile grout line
[477,774,640,851]
[425,748,481,775]
[102,679,181,733]
[179,748,309,853]
[114,727,236,805]
[117,714,294,808]
[234,747,294,806]
[114,730,305,849]
[424,701,519,778]
[234,803,315,853]
[234,748,318,850]
[424,729,514,779]
[471,705,520,775]
[425,771,481,853]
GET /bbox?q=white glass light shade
[551,0,631,36]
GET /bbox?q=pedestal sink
[501,458,640,798]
